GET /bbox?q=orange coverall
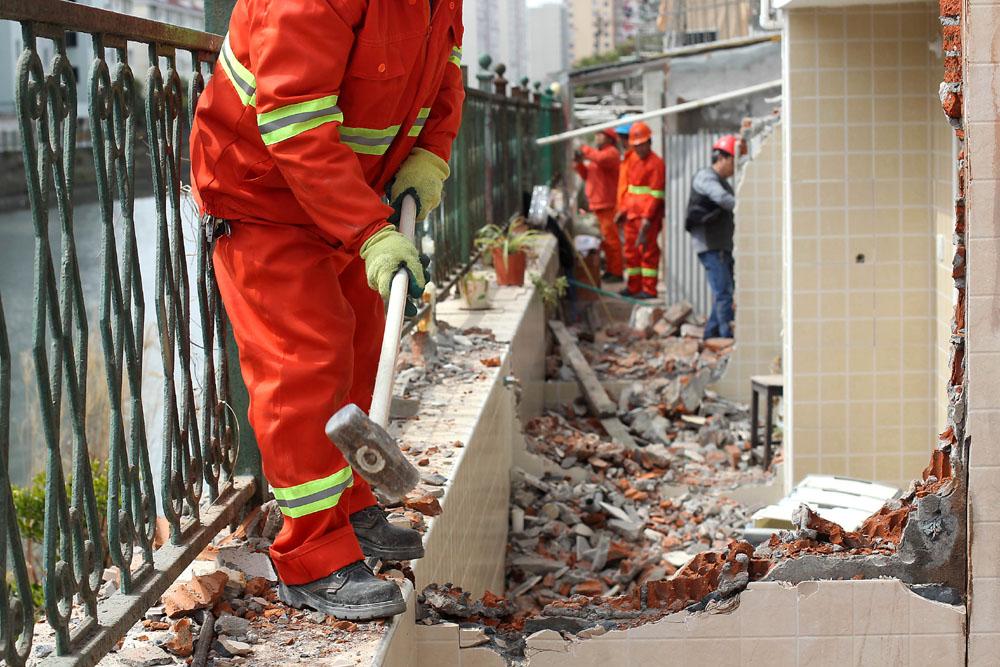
[621,151,666,295]
[574,144,622,276]
[190,0,464,585]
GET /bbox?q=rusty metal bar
[0,0,222,53]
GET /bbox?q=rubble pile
[508,417,755,615]
[395,321,507,398]
[568,301,732,384]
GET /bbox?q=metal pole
[536,79,782,145]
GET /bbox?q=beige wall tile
[738,583,798,637]
[798,636,853,666]
[971,522,1000,580]
[966,6,1000,64]
[968,633,1000,667]
[797,581,854,636]
[740,637,797,665]
[970,578,1000,634]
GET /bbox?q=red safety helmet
[599,127,619,143]
[628,121,652,147]
[712,134,744,157]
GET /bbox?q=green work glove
[387,148,451,224]
[360,225,431,317]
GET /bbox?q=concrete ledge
[376,240,557,666]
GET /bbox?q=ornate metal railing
[427,57,565,283]
[0,1,563,665]
[0,2,259,665]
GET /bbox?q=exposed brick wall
[938,0,967,468]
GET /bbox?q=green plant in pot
[474,223,543,287]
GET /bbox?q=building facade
[527,1,570,85]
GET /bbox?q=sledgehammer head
[325,403,420,503]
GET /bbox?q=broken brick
[404,493,443,517]
[162,571,229,618]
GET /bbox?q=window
[66,31,77,47]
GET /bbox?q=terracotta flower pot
[492,248,527,286]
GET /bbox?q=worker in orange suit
[189,0,465,620]
[619,122,666,299]
[574,128,623,281]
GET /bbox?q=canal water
[0,193,207,504]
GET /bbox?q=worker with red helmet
[685,134,742,338]
[189,0,465,620]
[574,128,623,281]
[618,121,666,299]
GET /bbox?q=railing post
[479,55,495,226]
[477,53,494,92]
[493,62,508,97]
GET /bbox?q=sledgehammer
[325,196,421,502]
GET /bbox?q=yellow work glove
[360,225,431,317]
[387,148,451,224]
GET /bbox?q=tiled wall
[963,0,1000,662]
[784,5,945,490]
[412,579,965,666]
[716,125,785,403]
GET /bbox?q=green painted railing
[0,1,562,665]
[425,57,565,284]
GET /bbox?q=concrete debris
[215,613,251,639]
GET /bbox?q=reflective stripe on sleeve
[627,185,665,199]
[624,267,641,276]
[257,94,344,145]
[407,107,432,137]
[449,46,462,68]
[272,465,354,518]
[339,123,401,155]
[219,33,257,106]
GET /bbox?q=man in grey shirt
[685,134,739,338]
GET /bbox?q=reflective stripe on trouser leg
[623,217,642,293]
[212,221,379,585]
[640,219,662,295]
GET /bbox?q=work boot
[350,505,425,561]
[278,561,406,620]
[602,272,623,283]
[635,291,657,300]
[619,287,636,297]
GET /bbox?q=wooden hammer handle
[368,195,418,428]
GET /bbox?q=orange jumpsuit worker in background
[573,128,623,281]
[619,122,666,299]
[189,0,464,620]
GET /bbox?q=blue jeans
[698,249,734,338]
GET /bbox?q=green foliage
[1,575,43,618]
[573,39,637,69]
[474,223,544,257]
[11,472,46,543]
[11,459,109,546]
[532,275,568,309]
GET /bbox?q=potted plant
[460,270,493,309]
[474,224,543,287]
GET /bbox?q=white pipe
[536,79,783,146]
[759,0,783,31]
